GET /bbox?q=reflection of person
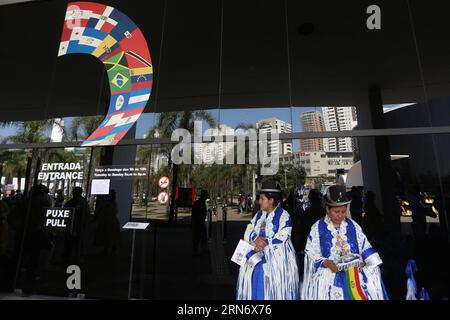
[4,190,18,210]
[246,195,253,213]
[22,185,53,293]
[237,181,299,300]
[0,194,10,254]
[54,190,64,208]
[362,191,383,245]
[63,187,90,262]
[299,189,325,253]
[238,194,245,214]
[94,190,120,255]
[282,188,304,254]
[191,189,208,256]
[349,187,363,226]
[302,185,389,300]
[410,185,435,242]
[433,187,449,240]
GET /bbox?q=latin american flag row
[58,1,153,146]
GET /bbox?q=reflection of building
[152,153,169,173]
[281,151,354,177]
[322,107,356,152]
[352,106,358,123]
[256,118,292,156]
[300,111,325,152]
[141,131,169,172]
[50,118,65,143]
[197,124,235,163]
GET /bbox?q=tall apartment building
[195,124,235,163]
[300,111,325,152]
[322,106,356,152]
[256,118,293,156]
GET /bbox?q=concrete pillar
[356,87,401,234]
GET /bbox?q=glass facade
[0,0,449,301]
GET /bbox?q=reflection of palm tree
[191,121,265,207]
[257,162,306,196]
[236,121,307,194]
[1,120,56,192]
[0,150,27,192]
[0,118,101,195]
[135,145,158,206]
[69,116,104,186]
[44,148,82,196]
[2,120,54,145]
[70,116,104,142]
[235,122,262,202]
[149,111,216,222]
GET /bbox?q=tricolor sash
[344,267,368,300]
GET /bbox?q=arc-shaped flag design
[58,1,152,146]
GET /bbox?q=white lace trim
[323,215,350,261]
[257,206,286,238]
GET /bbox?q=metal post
[23,157,32,196]
[84,148,94,197]
[145,145,153,221]
[284,169,287,189]
[77,147,94,267]
[222,205,227,242]
[208,208,213,240]
[12,156,38,292]
[127,229,136,300]
[33,157,41,187]
[139,228,147,299]
[151,222,157,299]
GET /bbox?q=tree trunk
[17,170,22,192]
[66,179,71,198]
[243,165,249,196]
[186,167,191,187]
[169,159,179,223]
[230,178,234,205]
[138,180,144,206]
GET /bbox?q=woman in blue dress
[301,185,389,300]
[236,181,300,300]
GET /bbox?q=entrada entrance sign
[58,1,153,147]
[38,162,84,181]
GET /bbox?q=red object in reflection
[192,188,196,206]
[175,187,196,208]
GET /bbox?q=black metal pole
[151,222,157,299]
[84,148,94,197]
[23,157,32,196]
[222,206,227,242]
[77,147,95,267]
[139,227,147,299]
[207,209,210,240]
[33,157,41,187]
[12,156,38,292]
[127,229,136,300]
[145,145,153,220]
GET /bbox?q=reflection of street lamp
[252,171,257,205]
[284,168,288,189]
